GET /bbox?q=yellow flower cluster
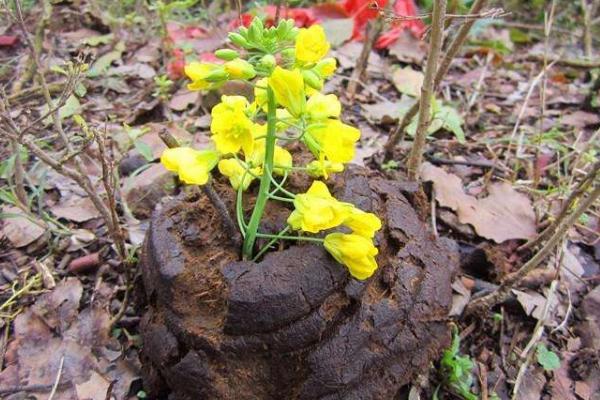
[160,18,382,280]
[288,181,381,279]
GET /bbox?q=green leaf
[536,344,560,371]
[134,140,154,162]
[82,33,114,47]
[437,106,465,143]
[87,41,125,77]
[41,95,82,124]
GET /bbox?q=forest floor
[0,0,599,399]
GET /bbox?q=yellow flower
[218,159,260,191]
[185,62,223,91]
[251,142,293,175]
[343,208,382,238]
[211,95,255,156]
[306,159,344,179]
[269,67,306,118]
[324,233,379,280]
[224,58,256,80]
[160,147,219,185]
[287,181,352,233]
[306,93,341,120]
[295,25,330,64]
[306,120,360,163]
[315,57,337,78]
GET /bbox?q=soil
[140,167,459,399]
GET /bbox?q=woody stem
[242,85,277,259]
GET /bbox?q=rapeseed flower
[287,181,352,233]
[306,119,360,163]
[269,67,306,117]
[343,208,382,238]
[161,147,219,185]
[324,233,378,280]
[211,95,256,156]
[306,93,341,121]
[218,159,260,191]
[295,25,330,64]
[185,62,224,90]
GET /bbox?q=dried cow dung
[140,168,458,399]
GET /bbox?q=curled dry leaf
[421,163,537,243]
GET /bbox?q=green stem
[252,226,290,262]
[242,86,277,259]
[255,232,325,243]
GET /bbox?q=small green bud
[248,18,263,42]
[280,47,296,63]
[215,49,240,61]
[224,59,256,80]
[229,33,249,48]
[258,54,276,72]
[204,68,229,82]
[302,69,323,90]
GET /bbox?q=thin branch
[346,1,390,99]
[519,161,599,251]
[406,0,448,181]
[384,0,489,160]
[581,0,593,59]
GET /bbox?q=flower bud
[224,59,256,80]
[215,49,240,61]
[302,69,323,91]
[229,32,249,48]
[280,47,296,64]
[258,54,276,72]
[203,68,229,82]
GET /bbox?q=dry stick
[346,5,387,100]
[466,184,600,315]
[157,128,240,245]
[519,161,600,251]
[11,0,116,236]
[581,0,593,59]
[384,0,488,161]
[405,0,448,181]
[510,58,559,159]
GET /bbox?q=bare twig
[519,161,599,251]
[466,184,600,315]
[157,128,241,245]
[406,0,448,181]
[47,355,65,400]
[581,0,593,59]
[346,2,390,99]
[384,0,489,160]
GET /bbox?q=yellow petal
[295,25,330,64]
[269,67,306,117]
[344,208,382,238]
[306,93,341,120]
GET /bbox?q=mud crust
[140,168,458,400]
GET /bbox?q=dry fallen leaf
[1,206,46,248]
[0,278,139,399]
[391,66,424,97]
[51,195,101,222]
[421,163,537,243]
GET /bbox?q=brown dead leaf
[169,89,199,111]
[0,278,139,399]
[550,353,577,400]
[1,206,46,248]
[421,163,537,243]
[333,42,384,76]
[388,30,425,65]
[75,370,111,400]
[51,195,102,222]
[560,110,600,129]
[391,66,423,97]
